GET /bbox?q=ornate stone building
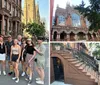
[52,4,100,41]
[22,0,40,25]
[0,0,22,37]
[50,0,54,40]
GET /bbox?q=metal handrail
[71,48,98,72]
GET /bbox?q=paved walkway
[51,81,72,85]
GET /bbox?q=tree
[26,22,46,37]
[75,0,100,32]
[89,43,100,59]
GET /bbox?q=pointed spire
[80,0,85,7]
[36,1,40,24]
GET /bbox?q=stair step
[63,57,73,59]
[75,62,83,67]
[95,78,98,83]
[68,58,77,61]
[82,66,90,72]
[78,64,86,69]
[71,60,80,64]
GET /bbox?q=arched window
[58,15,65,25]
[71,13,81,27]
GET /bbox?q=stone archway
[60,31,66,41]
[53,31,57,41]
[93,33,97,41]
[77,32,86,40]
[87,33,92,41]
[70,32,75,41]
[50,54,65,83]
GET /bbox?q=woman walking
[0,36,6,76]
[25,38,36,85]
[10,39,21,83]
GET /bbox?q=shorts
[0,53,6,61]
[12,54,19,62]
[35,59,45,69]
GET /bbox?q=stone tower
[22,0,38,25]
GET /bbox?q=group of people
[0,35,46,85]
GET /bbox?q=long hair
[26,40,35,47]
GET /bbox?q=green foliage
[26,22,46,37]
[89,43,100,59]
[75,0,100,32]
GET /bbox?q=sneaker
[27,79,32,85]
[15,78,19,83]
[25,74,29,81]
[36,78,41,81]
[12,77,17,80]
[21,72,25,76]
[8,72,13,76]
[36,80,44,85]
[0,71,1,75]
[3,71,6,76]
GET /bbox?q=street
[0,43,49,85]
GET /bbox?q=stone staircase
[51,49,99,85]
[67,58,98,83]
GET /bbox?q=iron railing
[71,48,98,72]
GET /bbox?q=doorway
[52,57,64,82]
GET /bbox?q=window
[16,0,18,5]
[4,19,7,34]
[71,13,81,27]
[4,0,7,8]
[58,15,65,25]
[16,10,18,16]
[12,7,15,16]
[8,3,11,11]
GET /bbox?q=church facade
[51,4,100,41]
[22,0,40,25]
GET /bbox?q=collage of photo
[0,0,100,85]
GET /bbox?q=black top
[26,45,35,55]
[5,41,13,55]
[0,43,5,54]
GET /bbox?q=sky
[53,0,90,16]
[22,0,49,31]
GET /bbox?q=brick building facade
[0,0,22,37]
[52,4,100,41]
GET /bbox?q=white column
[7,18,9,33]
[67,34,70,41]
[57,34,60,41]
[75,34,78,41]
[86,34,88,41]
[96,34,99,41]
[52,34,53,40]
[91,34,94,41]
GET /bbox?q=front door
[53,57,64,81]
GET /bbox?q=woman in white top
[0,36,6,76]
[10,39,21,83]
